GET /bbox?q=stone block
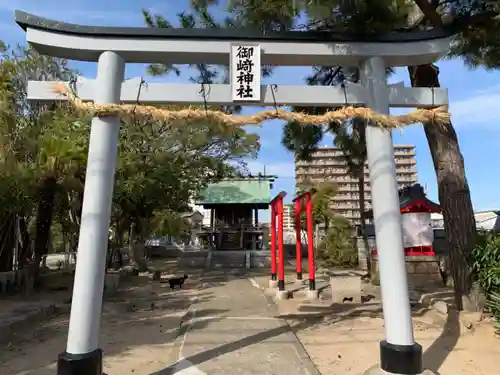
[371,256,443,287]
[275,289,290,301]
[250,255,270,268]
[205,251,212,268]
[0,271,16,294]
[330,275,362,303]
[412,261,440,274]
[104,273,121,296]
[305,289,319,301]
[269,279,278,289]
[431,300,449,315]
[363,364,436,375]
[151,270,161,281]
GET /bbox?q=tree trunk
[18,216,31,269]
[34,177,57,257]
[128,222,146,271]
[33,177,58,283]
[116,218,124,248]
[0,213,16,272]
[409,64,477,311]
[358,173,372,277]
[128,222,135,263]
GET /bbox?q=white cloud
[246,160,296,178]
[449,84,500,130]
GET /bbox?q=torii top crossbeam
[15,10,452,67]
[16,10,451,109]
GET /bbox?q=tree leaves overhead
[112,108,259,237]
[0,40,260,271]
[281,121,323,161]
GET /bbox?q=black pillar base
[271,273,277,280]
[296,271,302,280]
[380,340,422,375]
[57,349,103,375]
[309,279,315,291]
[277,279,285,291]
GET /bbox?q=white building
[282,204,293,231]
[189,201,212,227]
[431,210,500,231]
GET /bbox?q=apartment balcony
[295,170,417,180]
[295,160,416,170]
[332,195,373,202]
[296,177,414,189]
[394,150,416,157]
[296,146,415,159]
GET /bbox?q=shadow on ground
[422,309,460,374]
[0,263,465,375]
[0,266,242,375]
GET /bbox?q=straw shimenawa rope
[53,84,450,129]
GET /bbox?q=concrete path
[151,270,320,375]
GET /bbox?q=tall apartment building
[295,145,417,226]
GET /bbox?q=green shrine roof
[195,178,274,205]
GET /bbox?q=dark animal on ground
[168,274,188,290]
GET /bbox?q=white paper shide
[231,44,261,102]
[401,212,434,248]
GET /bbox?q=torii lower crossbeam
[27,79,448,108]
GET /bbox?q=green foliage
[448,1,500,69]
[150,209,191,238]
[292,181,337,231]
[317,215,357,269]
[0,40,260,271]
[112,112,259,238]
[471,230,500,323]
[281,121,324,161]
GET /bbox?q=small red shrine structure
[366,184,441,256]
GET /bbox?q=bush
[317,215,358,268]
[471,230,500,328]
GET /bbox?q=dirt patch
[289,314,498,375]
[0,266,206,375]
[259,270,500,375]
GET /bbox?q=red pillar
[294,199,302,280]
[270,202,277,280]
[277,198,285,291]
[305,192,315,291]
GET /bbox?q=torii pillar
[362,57,420,375]
[269,191,287,289]
[59,52,125,375]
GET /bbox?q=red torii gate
[292,189,316,292]
[269,191,286,290]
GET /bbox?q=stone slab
[363,364,436,375]
[304,289,319,301]
[104,272,121,295]
[275,290,291,300]
[330,275,362,303]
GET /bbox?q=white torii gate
[15,10,451,375]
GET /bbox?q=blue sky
[3,0,500,215]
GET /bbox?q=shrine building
[194,175,276,250]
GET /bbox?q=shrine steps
[211,250,247,269]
